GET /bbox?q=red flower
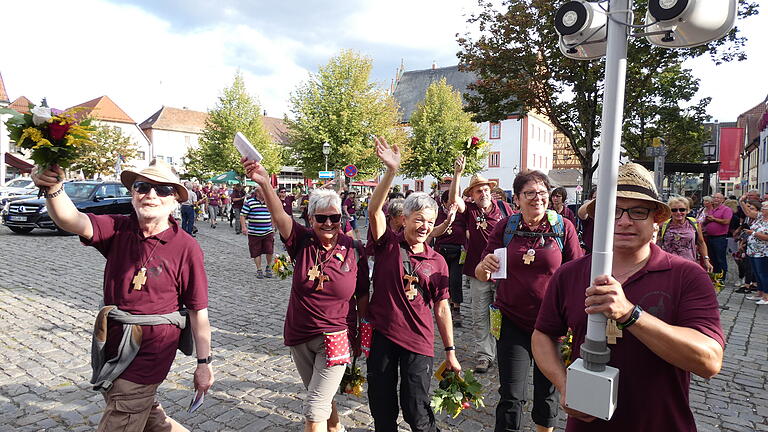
[48,122,71,141]
[471,136,480,147]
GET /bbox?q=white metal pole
[579,0,632,372]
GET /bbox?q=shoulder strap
[686,217,698,229]
[498,200,509,218]
[503,213,522,247]
[550,211,565,251]
[399,244,428,302]
[659,220,671,242]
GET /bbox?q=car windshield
[63,183,98,200]
[6,178,33,188]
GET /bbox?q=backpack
[502,209,565,250]
[659,217,698,243]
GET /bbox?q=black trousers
[438,244,464,304]
[495,315,558,431]
[367,331,437,432]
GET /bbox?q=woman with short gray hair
[244,158,369,432]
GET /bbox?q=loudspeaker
[555,0,608,60]
[644,0,737,48]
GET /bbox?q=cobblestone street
[0,221,766,431]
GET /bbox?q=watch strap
[197,355,213,364]
[616,305,642,330]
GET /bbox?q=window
[137,151,146,160]
[415,180,424,192]
[489,152,500,168]
[490,122,501,139]
[402,184,410,192]
[166,156,174,164]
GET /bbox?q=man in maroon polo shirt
[366,136,460,432]
[278,187,295,218]
[532,163,724,432]
[703,192,733,278]
[448,155,513,373]
[32,160,213,432]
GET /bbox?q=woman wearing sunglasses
[243,158,368,432]
[657,196,713,273]
[31,160,213,432]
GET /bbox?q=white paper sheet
[233,132,263,162]
[491,247,507,280]
[188,391,205,413]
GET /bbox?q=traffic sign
[319,171,335,179]
[344,164,358,178]
[576,185,583,192]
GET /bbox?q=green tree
[457,0,758,196]
[286,50,407,180]
[72,124,138,177]
[185,72,282,180]
[401,78,485,179]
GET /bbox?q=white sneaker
[756,299,768,305]
[746,295,762,301]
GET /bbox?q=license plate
[9,215,26,222]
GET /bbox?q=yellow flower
[32,139,53,149]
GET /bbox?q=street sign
[344,164,358,178]
[319,171,335,179]
[576,185,583,192]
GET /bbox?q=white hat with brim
[585,163,671,223]
[120,159,188,202]
[462,175,498,197]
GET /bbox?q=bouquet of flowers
[708,270,724,293]
[462,136,484,158]
[271,254,294,280]
[560,327,574,367]
[431,369,485,418]
[1,104,93,195]
[339,357,366,397]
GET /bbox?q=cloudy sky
[0,0,764,125]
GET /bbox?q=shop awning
[351,181,378,187]
[4,153,33,173]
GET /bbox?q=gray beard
[477,197,491,209]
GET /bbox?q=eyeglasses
[671,208,688,213]
[522,190,549,200]
[133,181,175,197]
[614,206,653,220]
[314,214,342,224]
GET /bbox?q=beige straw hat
[120,159,188,202]
[585,163,671,222]
[462,175,498,197]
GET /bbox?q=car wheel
[8,226,34,234]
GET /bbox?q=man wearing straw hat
[31,160,214,432]
[532,163,724,431]
[448,155,513,373]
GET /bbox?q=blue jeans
[750,256,768,294]
[706,235,728,277]
[181,205,195,234]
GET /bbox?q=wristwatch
[616,305,642,330]
[197,355,213,364]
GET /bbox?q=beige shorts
[290,335,347,422]
[97,378,187,432]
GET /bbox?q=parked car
[0,177,37,199]
[1,181,134,234]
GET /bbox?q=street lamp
[701,140,716,196]
[322,142,331,172]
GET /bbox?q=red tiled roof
[0,72,8,104]
[68,95,135,123]
[139,106,208,134]
[9,96,32,114]
[263,116,289,145]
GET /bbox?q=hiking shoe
[256,270,264,279]
[475,358,493,374]
[265,268,273,278]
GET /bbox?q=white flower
[31,106,52,126]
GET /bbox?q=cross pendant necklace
[132,231,165,291]
[606,319,623,344]
[308,247,334,291]
[403,274,419,300]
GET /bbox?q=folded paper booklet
[234,132,263,162]
[491,248,507,279]
[188,390,204,414]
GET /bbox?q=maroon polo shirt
[581,216,594,252]
[434,205,466,248]
[281,195,295,216]
[282,220,369,346]
[483,216,582,331]
[461,200,514,278]
[231,189,246,209]
[366,228,450,357]
[82,213,209,385]
[344,198,356,216]
[553,205,577,226]
[535,243,724,432]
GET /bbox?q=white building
[69,95,152,172]
[139,106,208,174]
[390,65,554,193]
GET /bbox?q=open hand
[446,203,458,225]
[374,136,400,171]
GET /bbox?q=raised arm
[427,204,457,241]
[31,165,93,239]
[243,158,293,238]
[368,136,400,242]
[448,155,466,213]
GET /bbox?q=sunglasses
[133,181,176,197]
[314,214,342,224]
[671,208,688,213]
